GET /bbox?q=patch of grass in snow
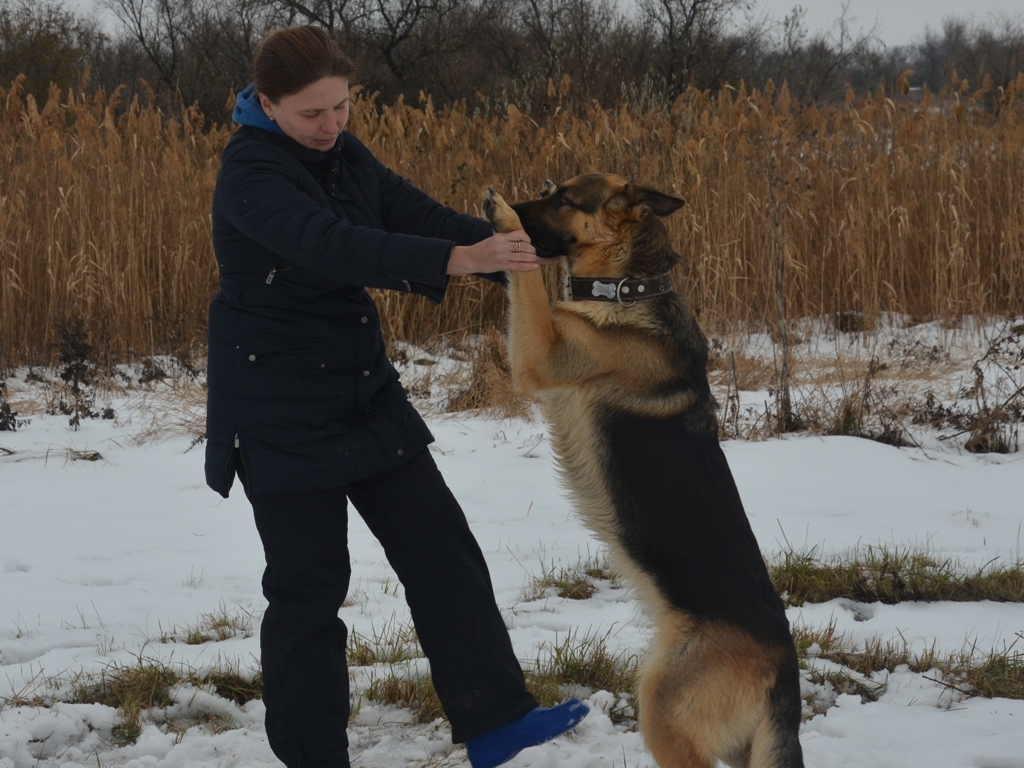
[519,553,620,602]
[769,545,1024,607]
[65,653,262,746]
[804,669,888,714]
[961,644,1024,700]
[794,621,1024,710]
[201,663,264,706]
[0,671,50,710]
[360,629,640,726]
[156,604,255,645]
[70,655,180,745]
[527,630,639,724]
[364,666,444,724]
[347,616,423,666]
[794,620,939,682]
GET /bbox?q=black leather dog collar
[566,274,674,305]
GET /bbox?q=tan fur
[639,617,783,768]
[484,178,801,768]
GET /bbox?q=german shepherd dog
[482,176,804,768]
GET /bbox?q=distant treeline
[2,0,1024,119]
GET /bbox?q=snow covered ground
[1,325,1023,767]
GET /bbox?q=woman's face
[259,76,350,151]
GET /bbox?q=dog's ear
[539,180,557,198]
[611,184,686,217]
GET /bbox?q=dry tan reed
[3,74,1024,365]
[0,77,226,366]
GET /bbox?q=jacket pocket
[237,333,332,400]
[244,333,328,370]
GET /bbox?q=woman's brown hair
[253,26,356,102]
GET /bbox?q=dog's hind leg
[637,616,726,768]
[747,648,804,768]
[638,654,717,768]
[643,729,717,768]
[640,616,799,768]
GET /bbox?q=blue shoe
[465,699,589,768]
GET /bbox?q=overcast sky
[756,0,1024,47]
[69,0,1024,48]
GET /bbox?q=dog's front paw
[482,187,522,233]
[481,187,498,223]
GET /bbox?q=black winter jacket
[205,126,494,497]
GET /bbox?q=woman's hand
[447,231,538,275]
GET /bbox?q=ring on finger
[512,240,521,253]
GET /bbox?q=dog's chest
[538,390,618,519]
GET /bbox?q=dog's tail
[749,644,805,768]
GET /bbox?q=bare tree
[38,0,1023,119]
[795,2,879,102]
[99,0,282,116]
[741,3,882,103]
[636,0,760,96]
[101,0,190,90]
[1,0,100,98]
[367,0,457,83]
[260,0,370,36]
[915,13,1024,99]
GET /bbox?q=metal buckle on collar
[616,277,637,307]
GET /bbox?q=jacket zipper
[266,264,296,284]
[233,432,252,490]
[223,433,239,485]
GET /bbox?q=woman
[204,24,586,768]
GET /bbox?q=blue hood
[232,84,284,134]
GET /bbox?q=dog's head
[512,174,685,277]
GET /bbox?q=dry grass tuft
[359,626,640,725]
[347,617,423,666]
[519,553,620,602]
[120,374,207,444]
[794,623,1024,705]
[713,321,1024,448]
[770,546,1024,606]
[364,667,444,724]
[157,604,254,645]
[443,329,534,419]
[67,654,262,745]
[526,630,639,724]
[716,350,777,393]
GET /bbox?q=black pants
[238,449,537,768]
